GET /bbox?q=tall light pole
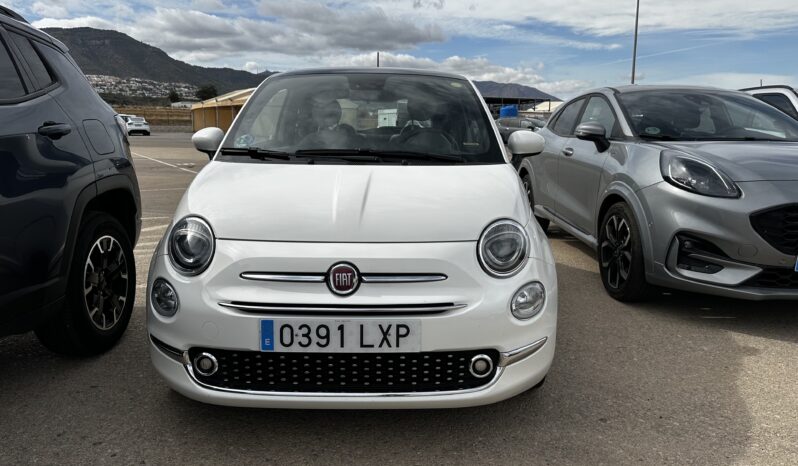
[631,0,640,84]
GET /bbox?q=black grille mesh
[743,268,798,289]
[188,348,499,393]
[750,205,798,255]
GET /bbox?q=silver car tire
[598,202,650,302]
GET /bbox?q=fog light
[151,278,179,317]
[469,354,494,378]
[194,352,218,377]
[511,282,545,320]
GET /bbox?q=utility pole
[377,52,380,67]
[631,0,640,84]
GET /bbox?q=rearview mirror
[575,122,610,152]
[192,127,225,158]
[508,130,545,156]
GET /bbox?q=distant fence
[113,106,191,126]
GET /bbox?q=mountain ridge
[42,27,271,94]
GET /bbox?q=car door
[0,27,93,316]
[531,98,585,217]
[556,95,618,234]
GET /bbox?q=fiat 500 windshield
[618,90,798,142]
[220,72,504,164]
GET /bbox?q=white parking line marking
[132,152,198,174]
[142,216,173,221]
[140,188,187,192]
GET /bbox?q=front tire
[598,202,650,302]
[521,172,549,232]
[35,213,135,356]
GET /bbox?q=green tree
[195,84,218,101]
[168,89,181,103]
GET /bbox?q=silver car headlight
[478,219,529,278]
[660,151,740,198]
[168,216,215,275]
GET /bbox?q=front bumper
[640,180,798,300]
[147,238,558,408]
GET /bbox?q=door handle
[562,147,574,157]
[38,121,72,140]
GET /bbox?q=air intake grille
[188,348,499,393]
[750,204,798,255]
[743,267,798,289]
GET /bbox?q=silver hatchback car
[520,85,798,301]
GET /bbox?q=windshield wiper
[637,134,676,141]
[219,147,292,160]
[295,148,466,163]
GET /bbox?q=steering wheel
[392,127,459,151]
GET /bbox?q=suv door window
[551,98,585,135]
[0,38,25,99]
[755,93,798,119]
[8,31,54,89]
[578,96,619,137]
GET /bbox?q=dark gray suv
[0,8,141,355]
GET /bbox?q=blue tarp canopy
[499,105,518,117]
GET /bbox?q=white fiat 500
[147,68,557,408]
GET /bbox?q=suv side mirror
[575,122,610,152]
[508,130,545,156]
[192,127,224,158]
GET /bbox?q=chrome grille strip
[218,302,466,314]
[240,272,447,283]
[361,274,447,283]
[240,272,325,283]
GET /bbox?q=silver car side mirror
[575,122,610,152]
[192,127,225,158]
[508,130,545,156]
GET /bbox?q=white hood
[178,162,529,243]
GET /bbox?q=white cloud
[32,15,116,30]
[243,61,260,73]
[661,73,797,90]
[31,1,69,19]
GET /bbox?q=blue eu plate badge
[260,320,274,351]
[795,256,798,272]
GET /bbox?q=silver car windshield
[221,73,505,164]
[618,90,798,142]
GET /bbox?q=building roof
[474,81,560,102]
[191,88,256,109]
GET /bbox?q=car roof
[610,84,732,94]
[0,8,69,53]
[272,67,470,81]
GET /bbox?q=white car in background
[147,68,557,409]
[742,85,798,120]
[126,116,150,136]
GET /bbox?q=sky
[12,0,798,99]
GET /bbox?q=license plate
[260,319,420,353]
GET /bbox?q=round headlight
[151,278,179,317]
[511,282,545,320]
[478,219,529,278]
[169,216,215,275]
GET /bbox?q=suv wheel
[521,172,549,232]
[35,212,135,355]
[598,202,650,302]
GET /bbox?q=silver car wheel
[83,235,129,331]
[600,215,633,289]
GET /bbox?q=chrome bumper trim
[498,336,548,367]
[217,302,466,314]
[240,273,325,283]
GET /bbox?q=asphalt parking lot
[1,132,797,465]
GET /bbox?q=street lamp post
[631,0,640,84]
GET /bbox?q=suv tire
[35,212,135,355]
[598,202,650,302]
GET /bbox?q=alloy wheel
[83,235,129,331]
[600,214,633,289]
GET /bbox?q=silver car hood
[660,141,798,182]
[178,161,529,242]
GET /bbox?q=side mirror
[508,130,545,156]
[192,127,224,157]
[575,122,610,152]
